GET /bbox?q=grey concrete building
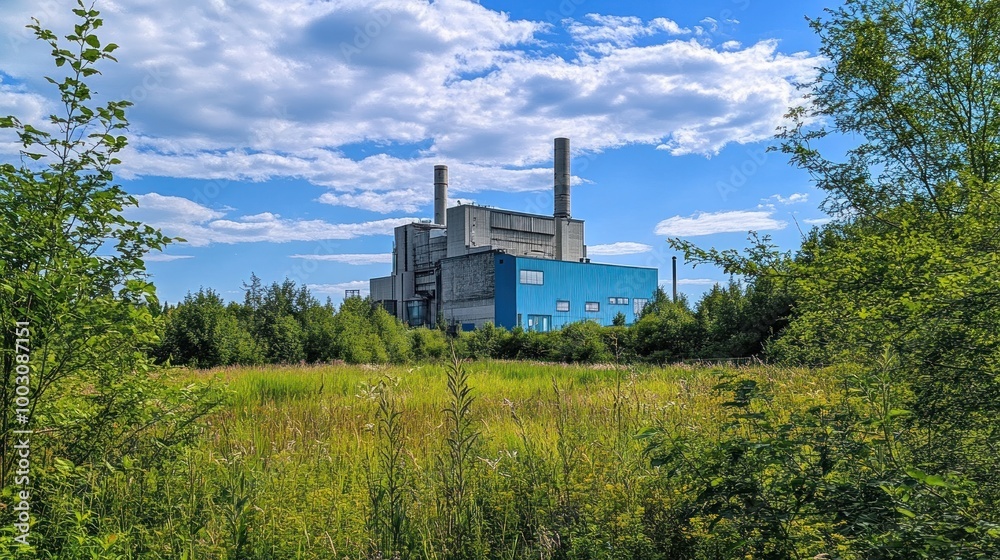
[370,138,657,331]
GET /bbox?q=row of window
[555,300,601,313]
[518,269,650,317]
[524,303,648,332]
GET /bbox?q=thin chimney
[554,137,571,219]
[434,165,448,226]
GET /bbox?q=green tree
[696,276,793,359]
[553,320,611,363]
[158,288,262,367]
[674,0,1000,555]
[634,293,701,363]
[464,322,510,360]
[612,311,626,327]
[265,313,306,364]
[0,3,217,552]
[301,299,338,363]
[332,296,390,364]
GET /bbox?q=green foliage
[158,288,262,367]
[612,311,627,327]
[634,295,701,363]
[464,322,511,360]
[670,0,1000,556]
[300,301,337,363]
[332,296,392,364]
[438,352,482,559]
[553,320,612,363]
[362,376,413,558]
[0,0,168,475]
[411,327,448,361]
[261,313,305,364]
[696,276,793,359]
[0,6,218,558]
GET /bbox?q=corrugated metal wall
[510,256,657,330]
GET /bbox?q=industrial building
[369,138,658,332]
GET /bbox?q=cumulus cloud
[0,1,821,212]
[654,209,787,236]
[318,188,427,213]
[803,217,833,226]
[763,192,809,205]
[567,13,689,49]
[289,253,392,265]
[129,193,414,246]
[587,242,653,255]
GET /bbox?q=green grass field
[73,359,832,559]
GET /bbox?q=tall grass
[25,361,846,559]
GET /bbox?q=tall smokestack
[554,137,570,218]
[434,164,448,226]
[672,256,678,303]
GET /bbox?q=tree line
[150,272,793,368]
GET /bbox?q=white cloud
[764,192,809,205]
[567,13,689,49]
[319,188,426,213]
[144,253,194,262]
[0,2,821,212]
[128,193,414,246]
[654,209,787,236]
[289,253,392,265]
[587,242,653,255]
[307,281,370,296]
[132,193,225,224]
[677,278,721,286]
[803,217,833,226]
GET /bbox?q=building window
[556,300,570,312]
[634,298,649,315]
[608,297,629,305]
[519,269,544,285]
[527,314,552,332]
[585,301,600,312]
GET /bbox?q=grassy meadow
[52,359,848,559]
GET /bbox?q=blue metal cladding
[494,254,518,329]
[496,255,657,330]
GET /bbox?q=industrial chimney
[434,164,448,226]
[554,137,571,218]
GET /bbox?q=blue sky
[0,0,840,305]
